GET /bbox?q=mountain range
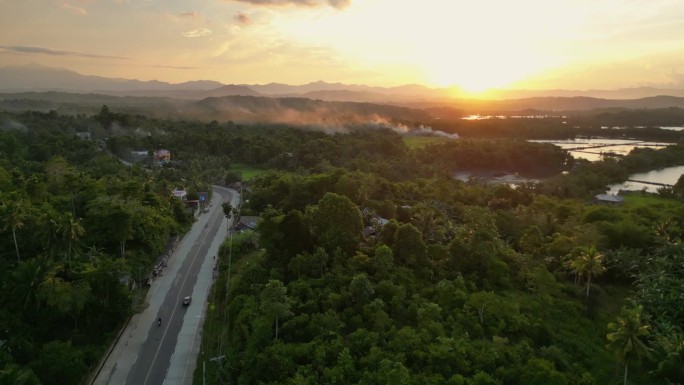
[4,64,684,125]
[5,64,684,104]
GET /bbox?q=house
[131,150,149,162]
[595,194,624,205]
[154,149,171,163]
[363,216,390,238]
[234,216,259,233]
[75,131,91,140]
[172,189,187,200]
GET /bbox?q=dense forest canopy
[0,108,683,385]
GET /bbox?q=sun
[273,0,568,93]
[427,70,505,96]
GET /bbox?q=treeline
[0,111,193,384]
[2,108,683,385]
[95,106,573,186]
[428,116,684,142]
[537,144,684,198]
[198,124,683,383]
[205,170,684,384]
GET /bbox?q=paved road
[93,185,238,385]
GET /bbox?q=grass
[192,248,265,385]
[402,136,455,149]
[230,163,269,181]
[621,190,682,206]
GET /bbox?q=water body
[606,165,684,194]
[531,138,671,161]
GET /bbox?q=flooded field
[531,138,671,161]
[606,165,684,194]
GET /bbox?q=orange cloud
[179,11,201,19]
[61,2,87,15]
[226,0,351,10]
[234,12,253,25]
[181,28,213,38]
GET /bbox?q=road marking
[141,192,226,385]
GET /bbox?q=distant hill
[4,64,684,104]
[104,84,262,100]
[0,64,225,93]
[187,95,433,124]
[487,87,684,100]
[0,92,432,125]
[446,95,684,113]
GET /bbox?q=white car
[182,296,191,306]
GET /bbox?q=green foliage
[607,306,652,385]
[260,280,292,340]
[0,111,185,384]
[401,136,454,149]
[4,109,683,385]
[31,341,88,385]
[568,245,606,300]
[307,193,363,255]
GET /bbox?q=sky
[1,0,684,93]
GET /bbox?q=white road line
[141,203,220,385]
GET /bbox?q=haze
[2,0,684,94]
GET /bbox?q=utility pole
[208,355,225,385]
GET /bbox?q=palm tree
[607,306,651,385]
[2,198,26,262]
[569,245,606,299]
[38,211,59,259]
[59,213,85,270]
[11,257,55,310]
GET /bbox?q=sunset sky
[1,0,684,93]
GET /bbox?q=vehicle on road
[182,296,191,306]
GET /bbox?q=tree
[260,280,292,341]
[371,244,394,278]
[307,193,363,255]
[31,341,88,385]
[393,223,428,269]
[519,358,568,385]
[374,359,410,385]
[606,306,651,385]
[222,202,233,219]
[1,197,26,262]
[349,273,374,305]
[85,196,133,258]
[38,276,91,330]
[11,258,55,310]
[568,245,606,300]
[465,291,498,325]
[58,213,84,270]
[0,365,41,385]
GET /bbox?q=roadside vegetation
[228,163,269,182]
[1,107,683,384]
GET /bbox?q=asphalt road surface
[93,185,237,385]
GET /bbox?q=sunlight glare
[274,0,578,89]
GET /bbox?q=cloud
[181,28,213,38]
[234,12,253,25]
[0,45,128,60]
[179,11,201,19]
[225,0,351,10]
[327,0,350,9]
[147,64,200,70]
[61,2,88,15]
